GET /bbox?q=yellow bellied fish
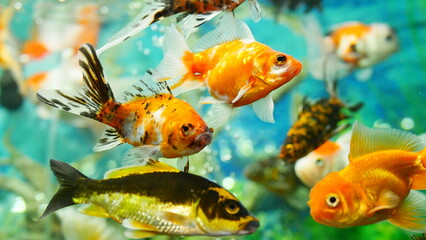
[308,121,426,232]
[40,159,259,239]
[37,44,212,170]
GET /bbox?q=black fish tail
[36,43,117,121]
[39,159,89,219]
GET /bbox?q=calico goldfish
[279,77,362,163]
[153,15,302,127]
[37,44,212,170]
[294,131,351,187]
[308,121,426,232]
[40,159,259,239]
[97,0,262,54]
[325,21,399,68]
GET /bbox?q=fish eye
[225,200,240,215]
[181,123,194,136]
[275,54,287,65]
[315,158,324,166]
[326,194,340,208]
[385,34,393,41]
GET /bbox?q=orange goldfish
[97,0,261,53]
[325,22,399,68]
[153,16,302,127]
[308,121,426,232]
[37,44,213,170]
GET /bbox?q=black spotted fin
[36,44,127,152]
[96,0,169,54]
[104,159,180,179]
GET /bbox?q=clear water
[0,0,425,239]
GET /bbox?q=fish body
[294,131,351,187]
[41,159,259,239]
[154,16,302,126]
[279,96,360,163]
[37,44,212,164]
[96,0,261,53]
[244,156,300,195]
[308,122,426,232]
[325,22,399,68]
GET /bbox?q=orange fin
[349,121,424,161]
[367,189,400,216]
[388,190,426,233]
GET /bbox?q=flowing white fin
[252,94,275,123]
[193,12,254,52]
[349,121,424,161]
[207,103,234,128]
[153,25,189,81]
[248,0,262,22]
[93,127,124,152]
[96,1,168,54]
[388,190,426,233]
[123,70,173,101]
[176,11,221,38]
[37,44,116,121]
[122,145,162,166]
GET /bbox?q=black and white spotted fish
[96,0,262,54]
[37,44,213,169]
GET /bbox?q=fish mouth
[190,131,213,149]
[238,220,260,235]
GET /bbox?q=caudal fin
[36,43,116,122]
[39,159,89,219]
[96,1,168,54]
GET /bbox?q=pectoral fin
[79,204,110,218]
[367,189,400,216]
[124,230,157,239]
[232,81,254,104]
[252,94,275,123]
[388,190,426,233]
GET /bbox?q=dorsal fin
[123,70,173,101]
[193,12,255,53]
[104,159,179,179]
[349,121,424,161]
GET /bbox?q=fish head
[253,50,302,88]
[162,103,213,157]
[195,187,259,236]
[356,23,399,67]
[308,172,365,227]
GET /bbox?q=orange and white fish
[294,131,351,187]
[97,0,262,54]
[153,16,302,126]
[37,44,213,170]
[22,2,101,96]
[308,121,426,232]
[325,21,399,68]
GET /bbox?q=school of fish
[1,0,422,238]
